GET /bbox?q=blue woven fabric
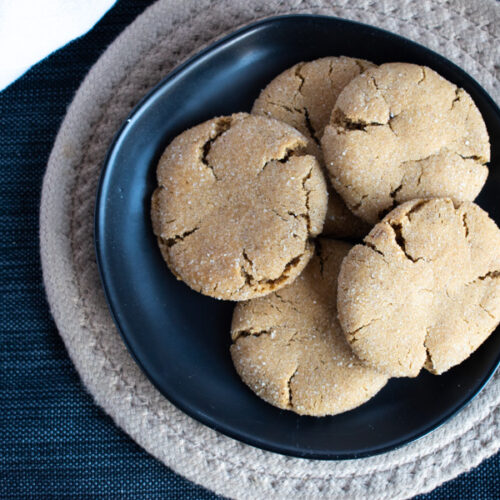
[0,0,498,497]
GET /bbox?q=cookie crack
[328,59,336,81]
[416,166,425,187]
[353,58,367,73]
[387,119,398,136]
[268,301,284,314]
[348,318,382,341]
[161,226,200,248]
[238,250,305,291]
[370,75,392,113]
[303,107,320,146]
[287,367,299,409]
[376,178,406,219]
[405,199,432,218]
[269,208,288,223]
[472,270,500,283]
[450,87,461,110]
[200,117,232,180]
[370,75,381,91]
[259,140,306,174]
[424,332,437,373]
[263,98,320,147]
[265,100,301,115]
[264,255,304,287]
[403,151,440,169]
[274,292,300,314]
[364,241,385,258]
[333,109,386,131]
[479,303,496,320]
[388,221,423,263]
[388,180,404,205]
[417,67,427,86]
[233,329,272,341]
[278,146,303,163]
[462,212,470,238]
[458,269,500,294]
[457,153,484,162]
[301,167,314,235]
[404,148,486,169]
[240,249,254,285]
[294,63,306,94]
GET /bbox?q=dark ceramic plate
[95,15,500,459]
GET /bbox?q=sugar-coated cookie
[322,63,490,224]
[230,239,389,415]
[151,113,328,300]
[338,199,500,377]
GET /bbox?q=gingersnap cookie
[151,113,328,301]
[230,239,389,416]
[252,56,373,238]
[322,63,490,224]
[338,199,500,378]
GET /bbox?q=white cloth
[0,0,116,91]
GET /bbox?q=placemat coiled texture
[40,1,500,498]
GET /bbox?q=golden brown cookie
[151,113,328,301]
[322,63,490,224]
[252,57,373,238]
[230,239,389,416]
[338,199,500,377]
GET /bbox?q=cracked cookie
[338,198,500,377]
[230,239,389,416]
[322,62,490,224]
[252,56,373,239]
[151,112,328,300]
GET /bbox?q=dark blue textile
[0,0,498,497]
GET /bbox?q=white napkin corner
[0,0,117,91]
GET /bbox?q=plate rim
[94,13,500,460]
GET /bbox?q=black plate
[95,15,500,459]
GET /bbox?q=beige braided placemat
[40,1,500,498]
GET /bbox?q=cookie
[252,56,373,238]
[151,113,328,301]
[338,198,500,377]
[322,63,490,224]
[230,239,389,416]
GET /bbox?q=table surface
[1,0,498,498]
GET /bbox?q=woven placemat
[40,1,500,498]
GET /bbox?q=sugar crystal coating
[231,239,389,415]
[338,199,500,377]
[322,63,490,224]
[151,113,328,300]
